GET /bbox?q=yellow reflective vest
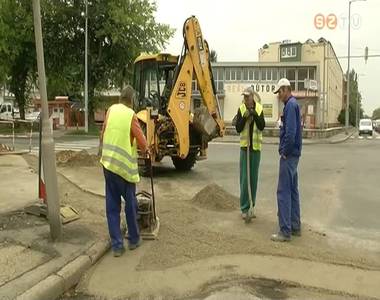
[239,102,263,151]
[100,104,140,183]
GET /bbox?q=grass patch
[65,123,100,136]
[0,121,39,134]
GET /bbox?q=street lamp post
[346,0,366,132]
[32,0,62,240]
[84,0,88,133]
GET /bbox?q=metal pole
[84,0,89,133]
[32,0,62,241]
[322,42,326,130]
[345,1,351,132]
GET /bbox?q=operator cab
[133,53,178,115]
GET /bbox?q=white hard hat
[274,78,291,94]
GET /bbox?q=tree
[0,0,174,118]
[210,50,217,63]
[372,108,380,120]
[0,0,36,119]
[338,69,363,126]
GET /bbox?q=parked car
[359,119,373,136]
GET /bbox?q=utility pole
[84,0,89,133]
[32,0,62,240]
[346,0,367,133]
[322,42,326,130]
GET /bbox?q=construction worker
[235,87,265,220]
[100,85,148,257]
[271,78,302,242]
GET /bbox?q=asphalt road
[153,132,380,248]
[210,135,380,246]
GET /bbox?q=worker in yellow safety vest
[99,85,149,257]
[235,87,265,220]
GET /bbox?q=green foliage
[0,0,35,119]
[338,69,363,126]
[0,0,174,118]
[372,108,380,120]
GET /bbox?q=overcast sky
[155,0,380,115]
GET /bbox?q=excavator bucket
[192,106,218,139]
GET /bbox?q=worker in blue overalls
[271,78,302,242]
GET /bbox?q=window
[281,46,297,58]
[279,68,286,79]
[286,69,296,81]
[217,81,224,92]
[308,68,316,80]
[272,68,278,81]
[254,69,259,80]
[298,68,308,81]
[225,68,231,81]
[230,69,236,81]
[298,68,308,91]
[218,68,224,81]
[243,68,249,81]
[248,69,254,81]
[0,106,6,113]
[260,68,266,81]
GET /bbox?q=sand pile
[191,183,239,212]
[56,150,99,167]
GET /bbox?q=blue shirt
[279,96,302,157]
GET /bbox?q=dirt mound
[56,150,99,167]
[191,183,239,212]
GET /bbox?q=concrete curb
[0,150,31,156]
[16,239,110,300]
[329,130,355,144]
[57,170,104,198]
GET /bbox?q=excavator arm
[167,16,225,159]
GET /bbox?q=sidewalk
[0,155,109,300]
[0,155,37,214]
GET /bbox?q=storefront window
[218,68,224,81]
[243,68,249,81]
[286,69,296,81]
[236,68,242,81]
[254,69,259,80]
[308,68,316,80]
[225,68,231,81]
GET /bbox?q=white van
[359,119,373,136]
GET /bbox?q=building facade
[204,38,344,128]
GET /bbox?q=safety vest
[100,104,140,183]
[239,103,263,151]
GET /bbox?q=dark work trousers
[277,156,301,237]
[239,148,261,213]
[103,168,140,250]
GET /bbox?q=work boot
[271,232,291,242]
[113,247,126,257]
[292,229,302,237]
[128,238,142,251]
[241,212,247,219]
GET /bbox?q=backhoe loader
[133,16,225,174]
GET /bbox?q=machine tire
[172,152,197,171]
